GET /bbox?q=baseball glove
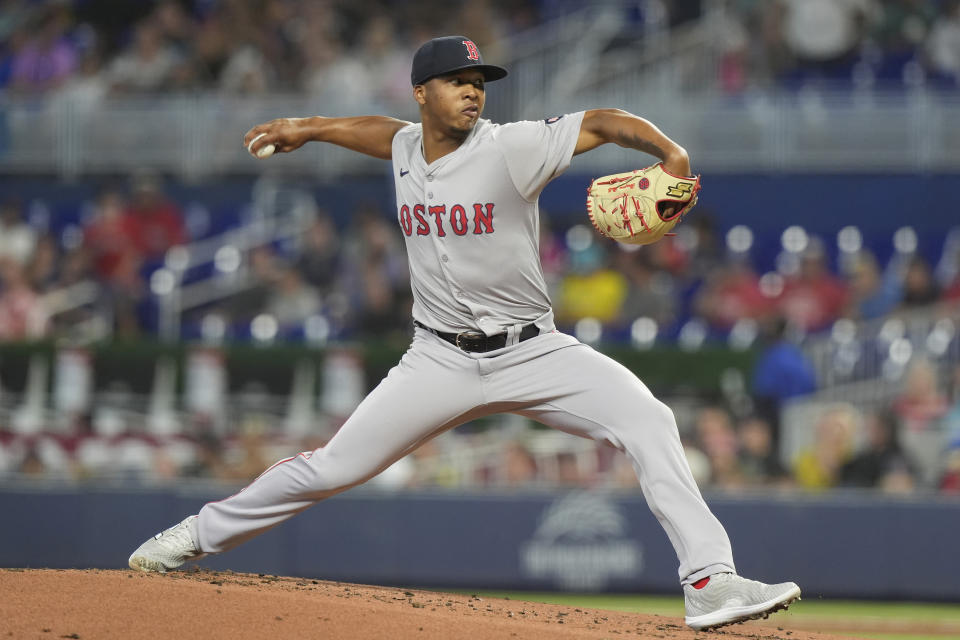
[586,162,701,245]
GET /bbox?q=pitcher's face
[416,69,486,138]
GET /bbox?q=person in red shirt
[123,171,187,260]
[693,257,774,330]
[0,260,47,339]
[777,246,848,333]
[893,359,949,433]
[83,188,141,285]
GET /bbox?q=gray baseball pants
[194,328,735,583]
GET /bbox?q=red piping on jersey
[205,451,315,506]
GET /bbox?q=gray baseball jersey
[192,113,736,586]
[391,114,583,336]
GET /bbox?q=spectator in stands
[793,403,858,490]
[893,358,949,432]
[83,187,140,285]
[776,0,871,85]
[404,438,460,488]
[750,314,816,447]
[222,421,273,482]
[777,244,848,333]
[453,0,510,66]
[123,171,188,262]
[555,450,586,487]
[716,5,751,93]
[694,406,744,489]
[9,5,77,93]
[738,414,790,486]
[0,259,48,340]
[107,20,180,93]
[38,234,97,338]
[840,410,916,490]
[181,430,230,481]
[302,36,373,106]
[152,0,197,57]
[675,213,724,286]
[502,440,538,486]
[24,234,59,293]
[340,207,410,338]
[222,244,280,325]
[53,241,91,291]
[296,212,342,297]
[355,16,412,108]
[692,256,772,331]
[615,248,679,330]
[17,444,47,476]
[899,255,940,309]
[0,198,37,266]
[83,186,152,336]
[751,315,817,408]
[266,265,322,329]
[925,0,960,84]
[555,237,627,327]
[843,249,903,320]
[189,8,232,87]
[52,46,108,112]
[219,43,274,95]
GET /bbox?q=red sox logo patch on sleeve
[462,40,480,61]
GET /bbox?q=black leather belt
[414,320,539,353]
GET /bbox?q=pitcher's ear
[413,84,426,105]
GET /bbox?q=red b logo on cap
[462,40,480,61]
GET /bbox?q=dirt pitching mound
[0,568,853,639]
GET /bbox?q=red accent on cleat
[692,577,710,590]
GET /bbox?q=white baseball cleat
[128,515,206,573]
[683,572,801,631]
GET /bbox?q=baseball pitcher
[129,35,800,631]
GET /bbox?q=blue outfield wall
[1,485,958,601]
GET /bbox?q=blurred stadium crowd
[1,0,959,496]
[0,0,537,103]
[2,0,960,101]
[0,173,958,496]
[1,173,959,346]
[2,362,959,494]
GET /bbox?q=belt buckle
[455,330,486,351]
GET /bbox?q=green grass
[470,592,960,640]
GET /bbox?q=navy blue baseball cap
[411,35,508,86]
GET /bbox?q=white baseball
[248,133,276,159]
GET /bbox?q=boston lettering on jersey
[398,203,495,237]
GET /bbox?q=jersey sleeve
[496,111,585,202]
[391,122,420,171]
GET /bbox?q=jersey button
[426,175,434,182]
[427,192,434,199]
[441,255,449,262]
